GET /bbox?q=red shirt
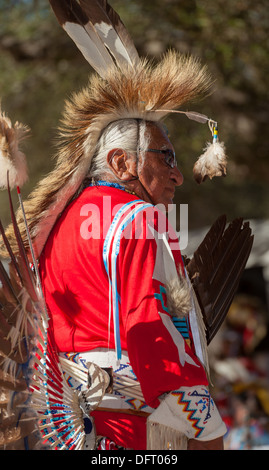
[39,185,208,448]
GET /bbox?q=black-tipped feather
[79,0,139,66]
[49,0,139,77]
[49,0,114,76]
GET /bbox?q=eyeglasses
[144,149,177,168]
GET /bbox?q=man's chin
[154,198,175,213]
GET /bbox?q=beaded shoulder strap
[103,199,152,361]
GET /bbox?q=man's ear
[107,149,137,181]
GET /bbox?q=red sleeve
[118,207,208,409]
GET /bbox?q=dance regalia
[0,1,254,451]
[39,182,226,449]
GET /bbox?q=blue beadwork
[88,180,127,191]
[172,316,190,339]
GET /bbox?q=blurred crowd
[209,294,269,450]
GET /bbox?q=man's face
[138,124,183,209]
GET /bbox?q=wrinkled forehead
[145,121,173,149]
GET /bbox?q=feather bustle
[0,186,92,449]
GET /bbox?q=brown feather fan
[185,215,254,344]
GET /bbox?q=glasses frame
[144,148,177,169]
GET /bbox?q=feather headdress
[1,0,226,258]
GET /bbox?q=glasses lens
[164,149,176,168]
[143,148,177,168]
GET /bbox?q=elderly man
[37,118,226,450]
[0,2,235,451]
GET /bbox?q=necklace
[88,180,139,197]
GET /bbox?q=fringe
[147,420,188,450]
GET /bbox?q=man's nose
[171,166,184,186]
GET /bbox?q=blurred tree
[0,0,268,229]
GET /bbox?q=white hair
[89,118,162,182]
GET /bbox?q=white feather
[64,21,114,77]
[0,113,29,189]
[0,149,27,189]
[93,20,136,66]
[193,141,227,184]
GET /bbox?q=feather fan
[185,215,254,344]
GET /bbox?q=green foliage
[0,0,268,229]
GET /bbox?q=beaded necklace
[88,179,139,197]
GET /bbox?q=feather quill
[154,109,211,124]
[185,111,210,124]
